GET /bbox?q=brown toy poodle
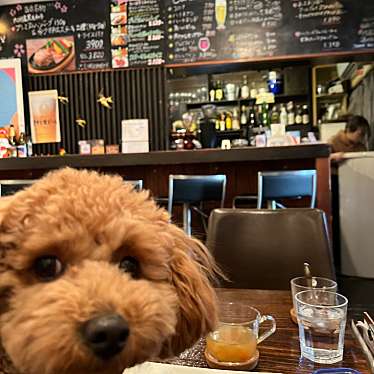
[0,168,218,374]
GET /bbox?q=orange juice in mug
[205,301,276,364]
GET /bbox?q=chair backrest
[125,180,143,191]
[206,208,335,290]
[0,180,35,196]
[168,174,226,214]
[257,170,317,209]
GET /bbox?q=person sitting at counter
[329,115,371,162]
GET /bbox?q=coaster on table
[290,307,298,324]
[204,349,259,371]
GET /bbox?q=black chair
[168,174,226,236]
[233,170,317,209]
[206,208,335,290]
[0,180,35,196]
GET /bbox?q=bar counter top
[0,144,330,171]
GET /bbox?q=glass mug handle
[257,315,276,344]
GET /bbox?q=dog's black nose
[82,314,129,359]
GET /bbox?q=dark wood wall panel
[27,67,168,155]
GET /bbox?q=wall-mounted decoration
[29,89,61,143]
[26,36,76,75]
[0,58,25,136]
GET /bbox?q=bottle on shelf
[302,104,310,125]
[26,136,33,157]
[225,111,232,130]
[219,113,226,131]
[270,105,280,125]
[241,75,250,100]
[287,101,295,125]
[250,82,258,99]
[8,124,17,146]
[210,82,216,102]
[215,80,224,101]
[232,108,241,130]
[295,105,303,125]
[248,106,257,128]
[280,105,288,126]
[18,132,26,145]
[261,103,270,128]
[240,105,248,126]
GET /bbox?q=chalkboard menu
[0,0,374,73]
[165,0,374,65]
[0,0,111,73]
[110,0,164,68]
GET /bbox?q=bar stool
[0,180,35,196]
[125,179,143,191]
[232,170,317,209]
[168,174,226,236]
[257,170,317,209]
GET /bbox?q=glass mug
[205,302,276,364]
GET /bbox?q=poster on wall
[0,58,25,135]
[29,90,61,143]
[26,36,76,74]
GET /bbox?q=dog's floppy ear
[165,227,218,356]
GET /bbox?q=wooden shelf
[316,93,347,99]
[186,93,308,109]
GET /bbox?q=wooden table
[167,289,369,373]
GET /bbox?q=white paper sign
[122,119,149,141]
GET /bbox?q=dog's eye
[119,256,140,278]
[34,256,64,281]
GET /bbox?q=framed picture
[0,58,25,136]
[29,90,61,144]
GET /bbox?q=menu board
[110,0,164,68]
[165,0,374,65]
[0,0,111,73]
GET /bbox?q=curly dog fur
[0,168,218,374]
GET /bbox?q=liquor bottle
[210,82,216,102]
[219,113,226,131]
[240,105,248,126]
[241,75,250,99]
[232,108,241,130]
[295,105,303,125]
[215,80,224,101]
[26,136,33,157]
[248,106,257,128]
[225,112,232,130]
[262,103,270,128]
[250,82,258,99]
[270,105,280,125]
[18,132,26,145]
[8,124,16,146]
[302,104,310,125]
[287,101,295,125]
[280,105,288,126]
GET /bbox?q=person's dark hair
[345,115,371,139]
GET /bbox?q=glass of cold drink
[205,301,276,367]
[295,290,348,364]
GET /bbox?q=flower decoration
[13,43,25,57]
[9,9,16,17]
[16,4,22,11]
[54,1,61,10]
[61,5,68,13]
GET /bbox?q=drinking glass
[295,290,348,364]
[290,276,337,312]
[205,301,276,365]
[215,0,227,30]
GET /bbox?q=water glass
[295,290,348,364]
[290,276,337,311]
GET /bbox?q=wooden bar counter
[0,143,331,220]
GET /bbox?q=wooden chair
[206,208,335,290]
